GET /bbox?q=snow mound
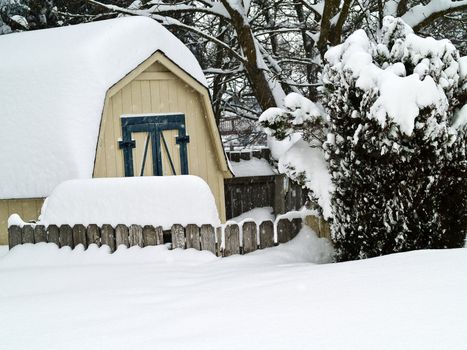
[0,16,207,200]
[243,226,334,264]
[230,207,274,223]
[36,176,220,228]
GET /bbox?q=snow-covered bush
[261,17,467,261]
[322,16,466,260]
[259,93,333,219]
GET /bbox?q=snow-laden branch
[86,0,148,16]
[86,0,246,64]
[254,27,310,37]
[157,15,247,64]
[401,0,467,31]
[204,66,245,75]
[299,0,325,20]
[146,0,230,19]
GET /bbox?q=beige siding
[0,198,43,245]
[94,61,227,221]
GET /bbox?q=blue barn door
[119,114,189,177]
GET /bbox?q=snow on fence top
[0,16,207,199]
[37,176,220,229]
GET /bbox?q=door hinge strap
[118,139,136,149]
[176,135,190,144]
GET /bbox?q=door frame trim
[119,114,189,176]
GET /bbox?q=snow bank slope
[0,16,207,199]
[0,242,465,350]
[38,176,220,228]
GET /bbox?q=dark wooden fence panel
[7,215,330,257]
[225,176,275,219]
[225,175,308,219]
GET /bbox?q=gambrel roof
[0,16,215,199]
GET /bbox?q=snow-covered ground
[0,231,466,350]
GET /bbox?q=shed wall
[94,61,226,221]
[0,198,43,244]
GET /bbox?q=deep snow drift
[33,176,220,228]
[0,229,465,350]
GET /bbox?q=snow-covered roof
[0,16,207,199]
[37,176,220,228]
[230,158,275,177]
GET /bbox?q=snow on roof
[37,176,220,228]
[0,16,207,199]
[230,158,275,177]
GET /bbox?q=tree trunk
[221,0,277,110]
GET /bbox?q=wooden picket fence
[8,216,312,257]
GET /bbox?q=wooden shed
[0,16,232,244]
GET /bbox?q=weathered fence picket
[87,224,100,246]
[22,225,34,244]
[8,225,21,249]
[242,221,257,254]
[142,225,157,247]
[48,225,60,246]
[101,224,115,252]
[60,225,73,248]
[73,224,87,248]
[129,224,143,247]
[34,225,47,243]
[224,224,240,257]
[186,224,201,250]
[7,215,330,257]
[259,220,274,249]
[171,224,185,249]
[277,219,293,244]
[115,224,129,247]
[155,226,164,245]
[200,224,216,255]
